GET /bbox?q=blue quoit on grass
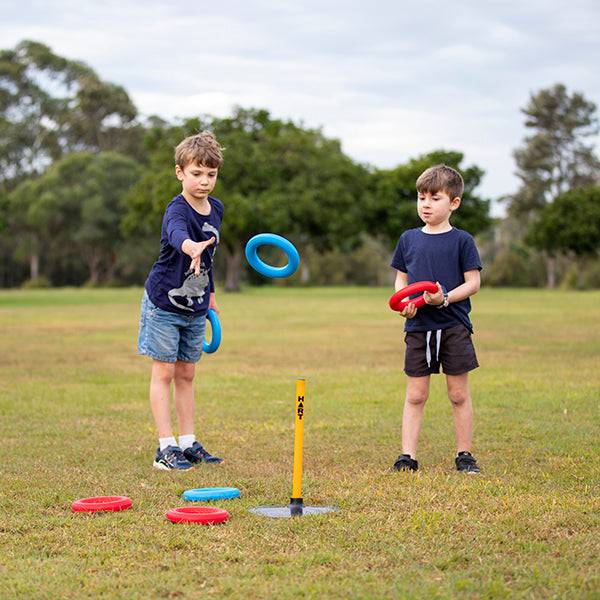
[202,308,221,354]
[245,233,300,279]
[183,487,241,502]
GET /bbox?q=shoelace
[167,447,187,463]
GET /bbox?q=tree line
[1,41,598,290]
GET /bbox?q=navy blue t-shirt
[390,227,482,333]
[144,194,223,316]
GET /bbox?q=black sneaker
[183,441,224,464]
[455,451,480,474]
[393,454,418,471]
[153,445,193,471]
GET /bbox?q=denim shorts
[137,290,206,363]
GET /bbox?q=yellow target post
[248,378,337,518]
[290,378,305,515]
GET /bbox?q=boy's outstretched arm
[182,237,215,276]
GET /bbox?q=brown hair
[416,164,464,199]
[175,130,224,169]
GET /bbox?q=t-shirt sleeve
[460,234,483,272]
[390,236,407,272]
[166,208,190,254]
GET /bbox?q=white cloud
[1,0,598,218]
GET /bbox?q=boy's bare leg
[150,360,175,438]
[446,373,473,453]
[173,360,196,436]
[402,375,430,457]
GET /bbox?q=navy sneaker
[455,451,480,474]
[153,445,193,471]
[183,441,224,464]
[393,454,418,471]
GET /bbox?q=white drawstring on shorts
[425,329,442,368]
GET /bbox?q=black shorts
[404,324,479,377]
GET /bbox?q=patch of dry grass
[0,287,599,599]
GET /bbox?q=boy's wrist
[435,285,449,308]
[436,291,449,308]
[181,239,194,255]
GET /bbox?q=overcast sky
[1,0,599,215]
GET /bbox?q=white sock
[178,434,196,450]
[159,436,178,451]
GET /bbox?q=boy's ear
[450,196,461,210]
[175,164,184,180]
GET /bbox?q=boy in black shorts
[390,165,482,474]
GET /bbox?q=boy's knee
[152,361,175,384]
[448,389,469,406]
[174,362,195,384]
[406,392,428,406]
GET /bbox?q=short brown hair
[416,164,464,199]
[175,130,224,169]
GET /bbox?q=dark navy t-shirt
[145,194,223,316]
[390,227,482,333]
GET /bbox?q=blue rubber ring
[182,487,241,502]
[202,309,221,354]
[245,233,300,279]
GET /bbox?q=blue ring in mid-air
[182,487,241,502]
[202,308,221,354]
[245,233,300,279]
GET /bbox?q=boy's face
[176,161,218,202]
[417,190,461,226]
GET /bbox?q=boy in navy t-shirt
[138,131,225,470]
[390,165,482,474]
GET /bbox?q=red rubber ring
[71,496,132,512]
[166,506,229,524]
[389,281,438,312]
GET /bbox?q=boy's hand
[183,237,215,276]
[399,302,417,319]
[208,292,220,314]
[189,256,201,277]
[423,282,444,306]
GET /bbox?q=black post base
[289,497,304,516]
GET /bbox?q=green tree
[367,150,491,248]
[123,108,370,291]
[0,40,142,189]
[526,186,600,288]
[9,152,142,284]
[507,84,600,286]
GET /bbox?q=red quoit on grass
[71,496,132,512]
[389,281,438,312]
[165,506,229,524]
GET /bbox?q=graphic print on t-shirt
[167,222,220,312]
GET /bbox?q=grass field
[1,286,599,599]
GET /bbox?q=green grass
[1,286,599,599]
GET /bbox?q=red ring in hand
[389,281,438,312]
